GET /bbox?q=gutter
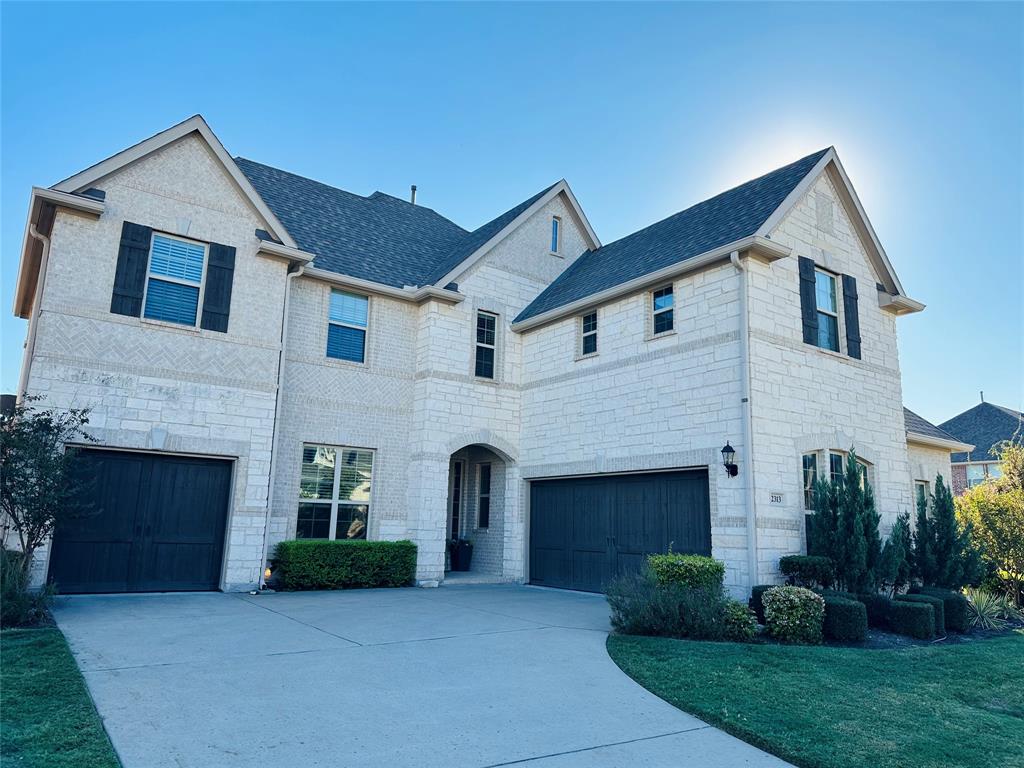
[730,250,760,589]
[301,265,464,305]
[512,235,790,332]
[17,224,51,403]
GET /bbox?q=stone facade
[18,130,953,594]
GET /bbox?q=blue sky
[2,2,1021,423]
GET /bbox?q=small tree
[913,474,981,590]
[0,397,95,581]
[877,510,912,596]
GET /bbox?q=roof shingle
[939,402,1023,463]
[904,407,964,445]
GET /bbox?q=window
[297,444,373,540]
[966,463,1001,488]
[914,480,929,510]
[829,451,844,485]
[814,269,839,352]
[551,216,561,254]
[477,463,491,528]
[327,290,368,363]
[475,311,497,379]
[450,461,464,539]
[802,453,818,510]
[856,459,870,490]
[581,312,598,356]
[143,233,206,326]
[652,285,674,335]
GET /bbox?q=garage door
[529,469,710,592]
[49,450,232,593]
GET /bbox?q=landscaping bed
[1,627,120,767]
[608,630,1024,768]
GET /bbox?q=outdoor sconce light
[264,567,272,581]
[721,442,738,477]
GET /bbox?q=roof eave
[512,235,789,332]
[302,265,464,305]
[13,187,105,318]
[255,239,315,265]
[879,292,925,315]
[907,431,974,453]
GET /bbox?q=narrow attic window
[580,312,598,357]
[551,216,561,254]
[651,285,674,335]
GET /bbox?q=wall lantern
[721,442,738,477]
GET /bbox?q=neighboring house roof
[515,148,830,322]
[904,407,973,453]
[940,402,1024,463]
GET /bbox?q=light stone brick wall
[24,135,287,590]
[907,442,954,499]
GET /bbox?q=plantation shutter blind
[842,274,862,359]
[110,221,153,317]
[798,256,818,345]
[200,243,236,332]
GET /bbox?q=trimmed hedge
[896,593,946,636]
[648,554,725,590]
[749,585,773,624]
[912,587,970,633]
[823,596,868,642]
[723,600,757,642]
[818,588,858,602]
[272,539,417,590]
[779,555,834,589]
[763,586,825,645]
[888,600,935,639]
[857,593,893,629]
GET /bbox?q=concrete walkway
[54,584,790,767]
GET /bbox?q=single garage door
[529,469,710,592]
[49,450,232,593]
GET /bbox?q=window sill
[140,317,201,334]
[803,343,851,362]
[574,351,599,362]
[324,355,368,370]
[645,330,676,342]
[550,251,563,259]
[473,376,500,385]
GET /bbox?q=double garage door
[49,450,232,594]
[529,469,711,593]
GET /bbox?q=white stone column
[501,462,525,581]
[407,455,450,585]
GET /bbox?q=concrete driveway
[54,584,789,768]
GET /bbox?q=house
[12,115,959,595]
[940,400,1023,494]
[903,407,974,509]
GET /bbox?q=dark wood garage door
[49,450,232,593]
[529,469,710,592]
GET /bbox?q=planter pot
[449,541,473,572]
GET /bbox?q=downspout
[730,250,760,588]
[257,262,305,589]
[17,224,51,403]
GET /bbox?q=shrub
[857,593,893,629]
[818,588,858,601]
[896,594,945,636]
[0,548,54,628]
[647,554,725,590]
[822,596,868,642]
[877,510,913,595]
[888,600,934,639]
[914,474,983,590]
[723,600,757,642]
[748,584,774,623]
[779,555,834,589]
[271,540,417,590]
[912,587,970,633]
[763,586,825,645]
[605,570,733,640]
[964,587,1023,630]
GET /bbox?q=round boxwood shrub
[763,586,825,645]
[857,593,893,629]
[748,584,774,624]
[779,555,834,589]
[822,596,868,643]
[888,600,935,639]
[647,554,725,590]
[912,587,970,633]
[723,599,757,642]
[896,593,945,636]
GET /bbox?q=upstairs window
[475,311,497,379]
[551,216,561,254]
[802,453,818,510]
[297,444,373,540]
[477,463,492,528]
[143,234,206,326]
[581,312,598,356]
[327,290,368,363]
[814,269,840,352]
[652,285,674,335]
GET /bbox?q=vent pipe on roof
[410,185,417,205]
[981,391,985,403]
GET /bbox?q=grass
[1,628,120,767]
[608,631,1024,768]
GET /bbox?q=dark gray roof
[236,157,555,289]
[515,148,831,322]
[904,407,964,444]
[940,402,1023,463]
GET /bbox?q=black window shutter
[200,243,236,333]
[798,256,818,345]
[842,274,862,359]
[110,221,152,317]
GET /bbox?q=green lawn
[1,628,120,768]
[608,631,1024,768]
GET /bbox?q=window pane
[915,482,928,509]
[817,312,839,351]
[475,345,495,378]
[300,445,336,499]
[551,218,560,253]
[336,505,369,540]
[149,235,204,283]
[329,290,368,327]
[802,453,817,510]
[296,503,331,539]
[987,464,1002,479]
[815,271,836,313]
[654,309,674,335]
[582,312,597,333]
[479,463,491,494]
[966,464,985,482]
[327,324,366,362]
[653,286,674,311]
[144,279,199,325]
[582,333,597,356]
[478,496,490,528]
[338,449,373,502]
[829,453,844,485]
[476,313,496,346]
